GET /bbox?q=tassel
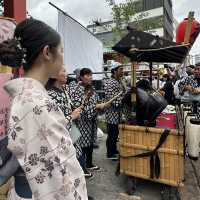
[155,152,160,179]
[150,155,154,179]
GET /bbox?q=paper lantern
[176,18,200,44]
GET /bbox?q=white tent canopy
[58,11,103,80]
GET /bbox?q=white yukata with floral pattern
[4,78,88,200]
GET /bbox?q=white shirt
[174,80,181,99]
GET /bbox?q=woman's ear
[42,45,52,61]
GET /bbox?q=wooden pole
[157,66,160,90]
[184,11,195,44]
[131,62,137,103]
[4,0,26,23]
[149,62,153,86]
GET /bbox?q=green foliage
[112,0,137,37]
[133,15,163,31]
[110,0,161,39]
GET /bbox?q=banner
[58,11,103,79]
[0,17,16,139]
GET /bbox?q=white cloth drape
[58,11,103,80]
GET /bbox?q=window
[134,1,143,12]
[164,29,173,41]
[154,0,163,7]
[131,16,164,31]
[142,0,163,11]
[164,8,172,24]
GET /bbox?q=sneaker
[107,155,119,161]
[88,196,95,200]
[84,169,94,178]
[86,164,100,171]
[85,173,94,179]
[114,150,119,156]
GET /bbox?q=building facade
[195,54,200,64]
[87,0,174,51]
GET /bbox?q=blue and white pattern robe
[103,78,125,125]
[68,82,98,148]
[47,86,82,158]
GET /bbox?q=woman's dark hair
[195,63,200,68]
[45,78,57,90]
[0,39,24,67]
[187,65,195,69]
[162,74,170,80]
[0,18,61,70]
[80,68,92,77]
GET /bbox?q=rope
[129,44,190,52]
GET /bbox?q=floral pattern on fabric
[4,78,88,200]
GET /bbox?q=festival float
[112,11,200,198]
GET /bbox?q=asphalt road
[87,135,163,200]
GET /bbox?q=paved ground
[179,158,200,200]
[89,111,200,200]
[87,134,200,200]
[87,135,163,200]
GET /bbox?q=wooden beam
[184,11,195,44]
[131,62,137,103]
[4,0,26,23]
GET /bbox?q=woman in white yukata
[0,18,88,200]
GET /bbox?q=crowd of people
[0,17,200,200]
[0,18,127,200]
[150,64,200,108]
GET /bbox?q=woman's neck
[24,64,50,86]
[54,81,63,89]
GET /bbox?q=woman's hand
[70,107,82,120]
[158,90,165,96]
[192,88,200,94]
[185,85,200,94]
[96,102,112,110]
[103,101,112,109]
[185,85,194,92]
[96,103,105,110]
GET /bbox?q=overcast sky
[27,0,200,55]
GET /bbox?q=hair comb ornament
[14,37,27,64]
